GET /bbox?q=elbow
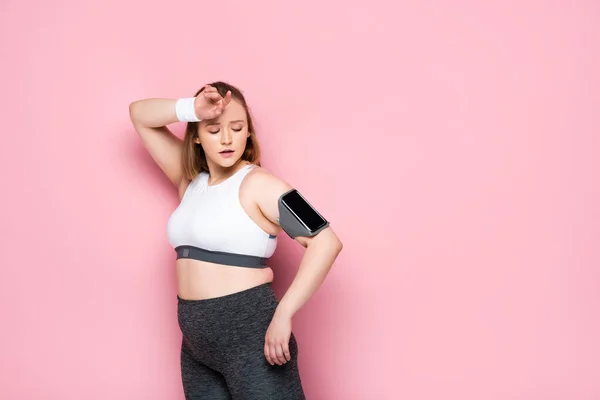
[298,228,343,254]
[324,228,343,254]
[129,101,139,121]
[333,236,343,255]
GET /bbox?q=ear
[194,124,203,144]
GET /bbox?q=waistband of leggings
[176,282,275,307]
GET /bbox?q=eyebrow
[205,120,246,126]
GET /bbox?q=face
[193,99,251,169]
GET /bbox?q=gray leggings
[177,282,306,399]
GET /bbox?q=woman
[129,81,343,399]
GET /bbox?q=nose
[221,129,232,145]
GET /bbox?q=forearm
[275,233,343,318]
[129,98,180,128]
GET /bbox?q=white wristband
[175,97,201,122]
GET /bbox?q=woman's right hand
[194,85,233,120]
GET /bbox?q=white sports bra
[166,164,277,267]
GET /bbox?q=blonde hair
[181,81,261,180]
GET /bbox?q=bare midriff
[175,258,274,300]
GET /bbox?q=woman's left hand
[264,310,293,366]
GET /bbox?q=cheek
[236,131,249,146]
[201,135,219,148]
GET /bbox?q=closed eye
[209,128,243,134]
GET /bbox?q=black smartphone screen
[282,190,327,232]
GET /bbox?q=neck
[206,159,249,185]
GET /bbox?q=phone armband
[277,189,329,239]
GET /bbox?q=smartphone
[280,189,328,233]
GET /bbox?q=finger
[205,92,223,102]
[264,342,273,365]
[279,343,290,364]
[203,88,218,100]
[282,342,291,362]
[275,344,286,365]
[276,345,285,365]
[270,344,282,365]
[222,90,232,107]
[271,344,279,365]
[268,344,277,365]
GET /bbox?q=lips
[219,149,235,158]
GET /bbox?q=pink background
[1,1,599,399]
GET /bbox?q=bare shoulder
[244,165,292,194]
[241,165,293,225]
[243,164,342,249]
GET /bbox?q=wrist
[275,302,295,319]
[175,97,201,122]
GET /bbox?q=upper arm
[130,107,185,188]
[248,168,340,248]
[248,168,293,227]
